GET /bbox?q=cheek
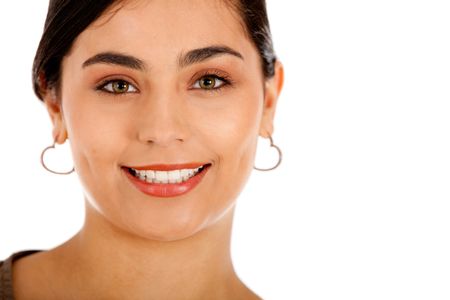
[203,87,262,182]
[62,94,130,178]
[195,87,263,174]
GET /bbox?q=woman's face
[46,0,281,241]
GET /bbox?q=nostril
[137,120,188,145]
[144,137,184,145]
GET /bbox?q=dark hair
[32,0,277,101]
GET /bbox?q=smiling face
[44,0,282,241]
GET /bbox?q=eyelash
[95,70,233,96]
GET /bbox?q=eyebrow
[178,45,244,68]
[82,52,146,70]
[82,45,244,71]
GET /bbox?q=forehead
[68,0,254,68]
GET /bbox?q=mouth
[122,163,211,198]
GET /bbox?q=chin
[116,210,215,243]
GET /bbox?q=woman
[0,0,284,298]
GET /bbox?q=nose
[136,91,189,147]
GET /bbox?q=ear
[259,60,284,138]
[43,90,68,145]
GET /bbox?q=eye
[193,75,228,90]
[98,79,138,94]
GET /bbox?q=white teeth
[168,170,180,184]
[155,171,168,183]
[180,169,190,181]
[132,166,206,184]
[145,170,155,181]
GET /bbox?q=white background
[1,1,450,299]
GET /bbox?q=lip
[122,164,211,198]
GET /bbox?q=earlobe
[259,60,285,138]
[43,92,68,144]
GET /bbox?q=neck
[49,201,247,299]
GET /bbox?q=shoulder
[0,250,42,299]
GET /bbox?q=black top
[0,250,42,300]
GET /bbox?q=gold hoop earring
[254,135,282,171]
[40,141,75,175]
